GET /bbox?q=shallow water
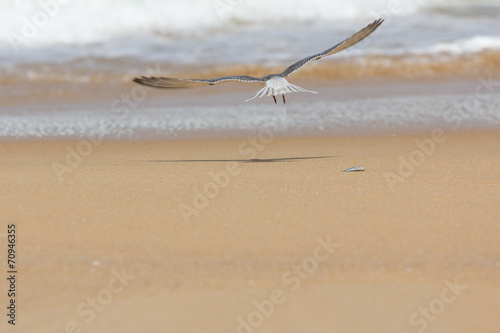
[1,80,499,140]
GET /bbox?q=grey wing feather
[133,75,264,89]
[280,18,384,77]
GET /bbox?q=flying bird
[133,19,383,104]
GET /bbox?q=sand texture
[1,131,499,332]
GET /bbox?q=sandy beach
[2,2,500,330]
[1,129,499,332]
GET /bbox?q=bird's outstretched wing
[280,18,384,77]
[133,75,265,89]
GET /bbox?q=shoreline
[2,77,500,142]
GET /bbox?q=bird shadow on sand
[136,156,341,163]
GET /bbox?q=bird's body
[134,19,384,104]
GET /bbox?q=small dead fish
[342,166,366,172]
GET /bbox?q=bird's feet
[272,95,286,104]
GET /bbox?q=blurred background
[1,0,500,84]
[1,0,499,140]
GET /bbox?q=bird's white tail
[244,79,317,103]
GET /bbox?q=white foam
[0,0,413,47]
[418,36,500,55]
[1,0,494,47]
[1,0,499,76]
[1,92,499,140]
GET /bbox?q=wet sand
[1,130,499,332]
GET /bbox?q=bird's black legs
[272,95,286,104]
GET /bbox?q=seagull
[133,19,383,104]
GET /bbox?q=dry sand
[1,130,499,332]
